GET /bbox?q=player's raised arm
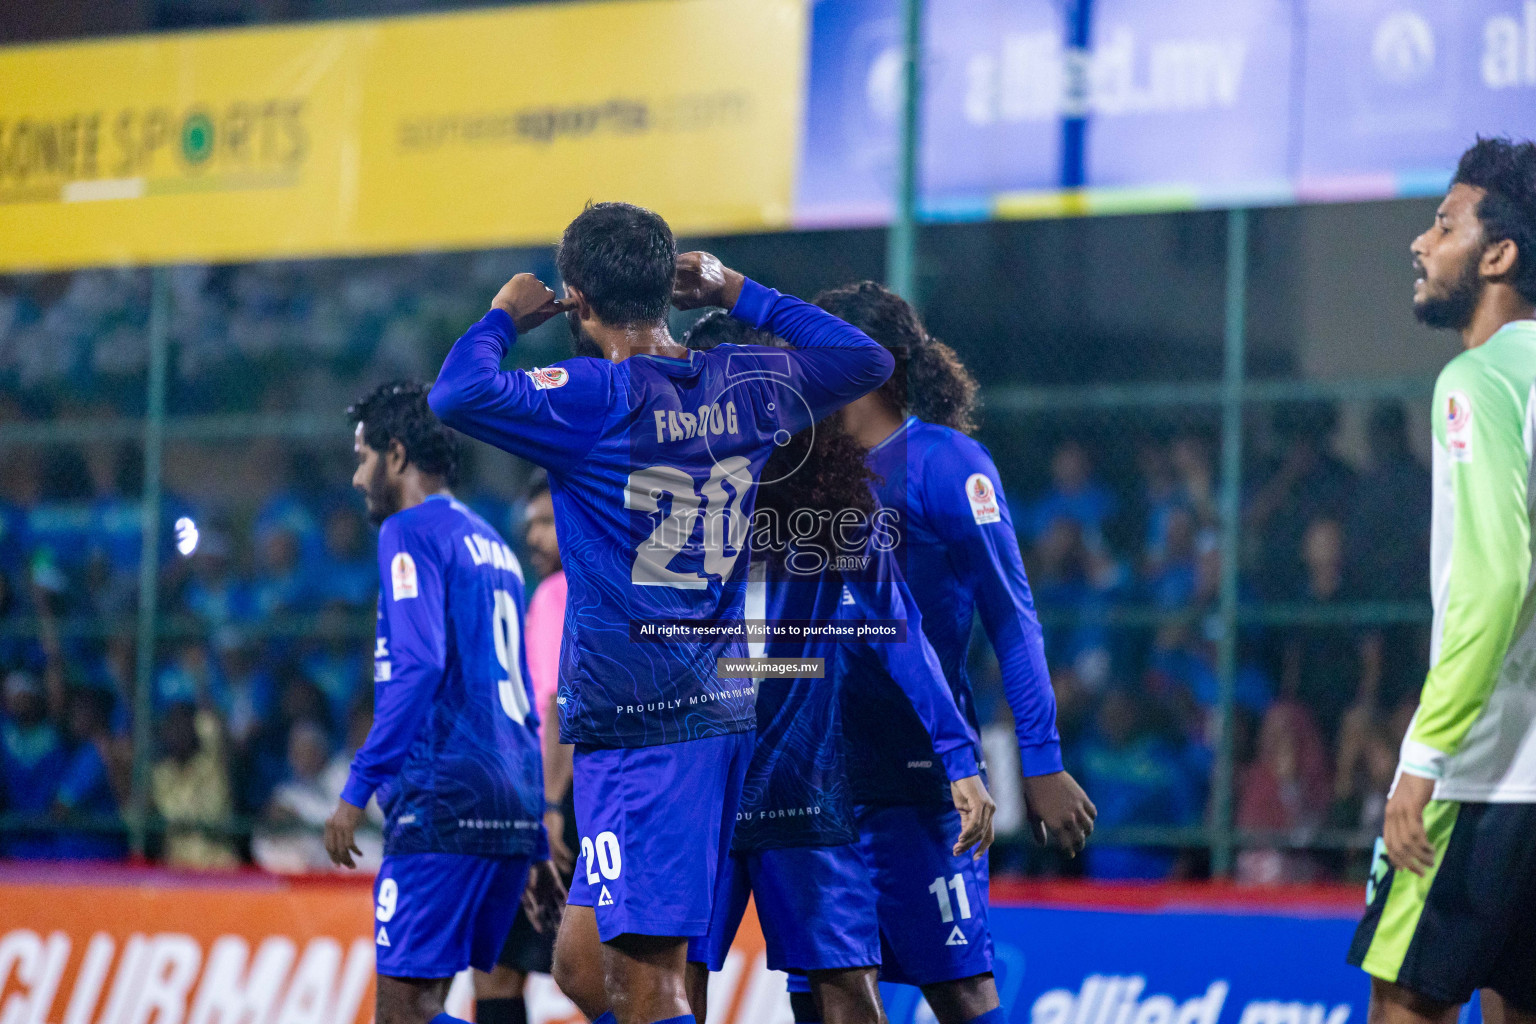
[843,544,995,858]
[428,274,609,470]
[674,252,895,420]
[333,520,448,858]
[925,440,1097,853]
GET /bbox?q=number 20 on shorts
[581,831,622,885]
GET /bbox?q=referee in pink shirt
[474,474,574,1024]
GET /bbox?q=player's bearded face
[567,308,605,359]
[1414,243,1484,331]
[361,451,400,525]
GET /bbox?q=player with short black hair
[557,201,679,354]
[325,381,561,1024]
[429,202,893,1024]
[822,282,1095,1024]
[1348,137,1536,1024]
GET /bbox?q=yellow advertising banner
[0,0,806,271]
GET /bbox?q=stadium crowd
[0,260,1431,884]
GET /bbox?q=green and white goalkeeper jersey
[1400,318,1536,802]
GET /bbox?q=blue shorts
[857,803,993,986]
[687,849,750,969]
[752,843,881,973]
[372,853,530,978]
[687,843,880,973]
[568,730,753,942]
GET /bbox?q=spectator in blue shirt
[1072,688,1202,880]
[252,452,330,562]
[0,670,68,858]
[304,506,374,608]
[299,602,367,736]
[27,447,96,603]
[249,525,307,618]
[52,687,127,860]
[178,529,251,629]
[0,498,30,575]
[155,640,219,708]
[1029,518,1118,691]
[1025,439,1117,547]
[210,628,276,753]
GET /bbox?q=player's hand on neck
[491,273,568,334]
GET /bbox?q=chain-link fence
[0,198,1444,882]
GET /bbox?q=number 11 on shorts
[928,873,972,923]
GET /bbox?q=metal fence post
[129,267,171,859]
[886,0,923,302]
[1212,208,1249,877]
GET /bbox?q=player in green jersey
[1348,137,1536,1023]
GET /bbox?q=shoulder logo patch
[1446,389,1473,463]
[527,366,569,390]
[946,925,968,946]
[965,473,1001,525]
[390,552,419,600]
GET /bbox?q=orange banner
[0,871,377,1024]
[0,869,783,1024]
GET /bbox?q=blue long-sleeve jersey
[734,533,978,852]
[429,279,893,749]
[846,417,1061,806]
[342,496,546,858]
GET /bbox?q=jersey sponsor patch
[1446,389,1473,463]
[965,473,1002,525]
[391,552,419,600]
[526,366,569,390]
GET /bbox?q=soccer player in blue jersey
[428,202,893,1024]
[323,382,561,1024]
[679,311,998,1024]
[819,283,1098,1024]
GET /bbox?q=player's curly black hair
[347,380,460,486]
[812,281,979,434]
[1454,136,1536,304]
[756,419,880,572]
[557,201,677,326]
[681,308,778,350]
[683,311,879,567]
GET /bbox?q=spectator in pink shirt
[523,481,565,731]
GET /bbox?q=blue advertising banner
[878,902,1369,1024]
[797,0,1296,224]
[1299,0,1536,200]
[1083,0,1293,202]
[794,0,1536,225]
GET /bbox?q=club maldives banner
[796,0,1536,225]
[0,871,1389,1024]
[0,0,806,271]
